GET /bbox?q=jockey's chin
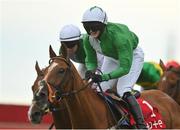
[90,31,100,38]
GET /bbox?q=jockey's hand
[85,70,94,80]
[91,74,102,83]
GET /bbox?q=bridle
[43,56,92,104]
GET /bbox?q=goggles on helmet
[62,40,79,49]
[83,22,105,34]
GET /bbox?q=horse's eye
[39,92,46,98]
[58,68,65,73]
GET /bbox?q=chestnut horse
[158,60,180,105]
[29,45,180,129]
[28,46,71,128]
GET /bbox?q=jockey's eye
[58,68,65,74]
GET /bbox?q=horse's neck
[52,107,72,128]
[65,87,113,128]
[64,67,114,128]
[159,76,180,105]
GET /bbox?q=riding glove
[91,74,103,83]
[85,70,94,80]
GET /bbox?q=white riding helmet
[82,6,108,24]
[59,24,81,42]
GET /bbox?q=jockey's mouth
[90,30,100,38]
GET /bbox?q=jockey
[59,24,104,78]
[82,6,147,129]
[137,61,163,90]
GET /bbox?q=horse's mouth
[29,112,43,124]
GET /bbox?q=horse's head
[28,61,50,124]
[158,59,180,96]
[40,43,88,105]
[41,44,80,103]
[28,45,59,124]
[29,44,88,126]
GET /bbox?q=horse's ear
[49,45,57,58]
[60,43,68,59]
[35,61,42,76]
[159,59,166,72]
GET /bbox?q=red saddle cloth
[130,98,166,129]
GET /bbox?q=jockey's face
[62,40,79,57]
[83,22,105,39]
[67,44,78,57]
